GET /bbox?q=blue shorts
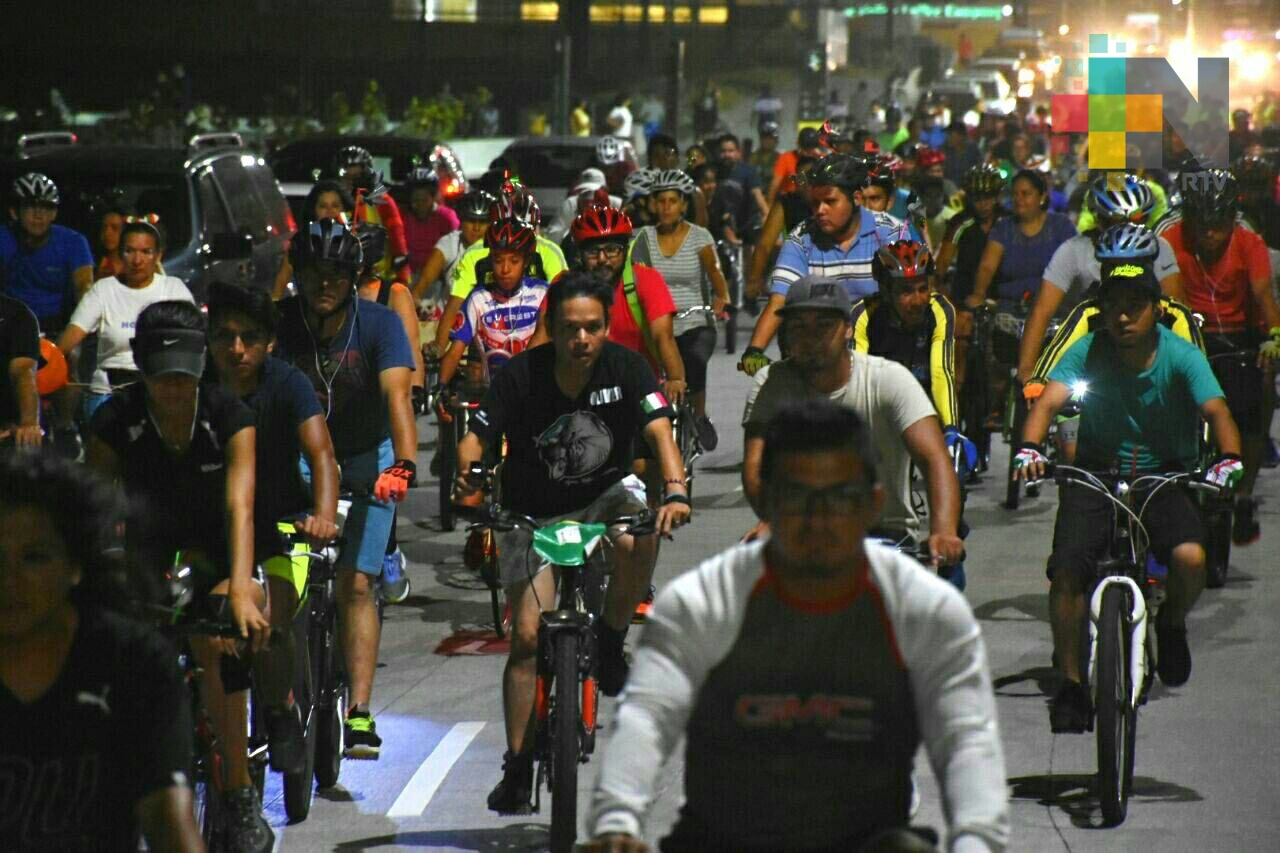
[301,437,395,576]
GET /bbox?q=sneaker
[487,750,534,815]
[266,701,305,774]
[1232,497,1260,546]
[380,549,411,604]
[631,586,655,624]
[223,785,275,853]
[1049,680,1092,734]
[1155,616,1192,686]
[694,415,719,452]
[343,709,382,759]
[594,622,630,697]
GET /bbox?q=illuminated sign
[844,4,1007,20]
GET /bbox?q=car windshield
[503,144,597,188]
[38,171,192,254]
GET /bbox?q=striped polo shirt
[770,208,915,302]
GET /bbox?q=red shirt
[404,205,459,274]
[1163,221,1273,333]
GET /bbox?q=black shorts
[676,326,717,393]
[1046,476,1204,582]
[1206,333,1265,437]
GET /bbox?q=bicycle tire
[549,630,581,853]
[961,344,992,468]
[196,777,221,850]
[1205,503,1232,588]
[1004,390,1025,510]
[676,407,698,501]
[1096,583,1136,827]
[439,414,456,532]
[313,603,344,790]
[284,621,318,821]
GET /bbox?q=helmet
[406,166,440,189]
[488,182,541,228]
[648,169,696,197]
[336,145,374,175]
[484,217,537,256]
[596,136,624,166]
[864,156,899,191]
[1088,174,1155,224]
[861,139,881,156]
[806,153,870,194]
[458,189,497,221]
[572,204,634,244]
[290,218,363,270]
[623,168,656,201]
[1094,223,1160,262]
[758,120,781,138]
[964,164,1005,197]
[353,222,388,268]
[1234,155,1276,193]
[12,172,60,206]
[872,240,935,284]
[819,118,853,149]
[1181,169,1239,222]
[1023,154,1052,174]
[914,147,946,169]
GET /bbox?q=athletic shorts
[260,520,312,606]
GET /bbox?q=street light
[1001,4,1013,16]
[1059,24,1070,36]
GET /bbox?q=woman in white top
[629,169,730,447]
[57,219,194,420]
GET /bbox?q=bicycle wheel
[284,621,318,821]
[438,413,456,532]
[549,630,582,853]
[1004,389,1025,510]
[960,347,992,469]
[1204,502,1232,588]
[675,408,697,501]
[1096,583,1136,827]
[313,604,345,790]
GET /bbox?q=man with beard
[583,400,1008,853]
[1014,244,1243,732]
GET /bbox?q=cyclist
[584,400,1008,853]
[740,154,905,375]
[716,133,769,230]
[629,169,731,449]
[273,219,418,760]
[859,154,915,224]
[646,133,709,228]
[743,277,965,569]
[766,126,826,207]
[453,272,690,814]
[1160,169,1280,544]
[336,145,411,286]
[402,166,459,280]
[56,219,194,422]
[1015,174,1184,389]
[273,179,355,300]
[92,198,127,280]
[1235,155,1280,249]
[85,300,274,851]
[206,281,341,772]
[0,452,203,852]
[1014,249,1243,732]
[749,120,781,175]
[0,173,94,333]
[415,189,495,325]
[0,292,40,448]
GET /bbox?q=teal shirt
[1048,325,1224,472]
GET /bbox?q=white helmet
[595,136,624,166]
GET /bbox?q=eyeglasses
[771,480,873,516]
[582,243,626,260]
[210,328,269,348]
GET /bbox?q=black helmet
[290,218,363,271]
[406,166,440,190]
[963,164,1005,197]
[819,118,853,149]
[805,153,870,194]
[457,189,497,222]
[12,172,60,206]
[336,145,374,176]
[758,120,781,139]
[1181,170,1239,222]
[353,222,388,269]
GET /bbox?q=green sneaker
[344,709,382,759]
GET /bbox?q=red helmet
[872,240,935,284]
[571,203,633,244]
[484,217,536,256]
[862,139,881,156]
[915,147,946,169]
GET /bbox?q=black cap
[1098,260,1160,299]
[797,127,822,152]
[777,275,853,319]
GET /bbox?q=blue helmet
[1094,223,1159,263]
[1088,173,1155,224]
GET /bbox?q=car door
[195,166,251,300]
[211,156,273,292]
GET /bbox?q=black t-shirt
[240,356,323,553]
[0,294,39,426]
[0,607,192,852]
[90,383,255,569]
[470,342,674,517]
[947,212,1002,304]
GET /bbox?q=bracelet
[665,478,687,487]
[662,493,691,507]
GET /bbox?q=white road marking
[386,721,486,817]
[713,485,745,508]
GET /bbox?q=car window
[198,171,233,238]
[246,165,290,238]
[212,158,267,241]
[503,145,598,187]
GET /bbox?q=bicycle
[716,239,744,353]
[1198,348,1254,587]
[436,366,488,532]
[466,500,656,853]
[958,302,995,475]
[1039,464,1223,826]
[460,462,511,639]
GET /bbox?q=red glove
[375,459,416,503]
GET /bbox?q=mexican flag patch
[641,391,669,414]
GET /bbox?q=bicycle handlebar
[463,502,658,538]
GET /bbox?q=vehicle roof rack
[188,132,244,154]
[16,131,78,156]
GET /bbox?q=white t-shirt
[607,106,634,141]
[68,275,194,393]
[744,352,938,538]
[427,231,476,296]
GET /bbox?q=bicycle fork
[1088,576,1150,708]
[535,611,599,745]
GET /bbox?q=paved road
[265,344,1280,852]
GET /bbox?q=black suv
[4,132,291,302]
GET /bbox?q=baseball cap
[777,275,852,319]
[132,329,208,378]
[1098,260,1160,299]
[571,167,607,196]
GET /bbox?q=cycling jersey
[352,190,410,284]
[449,236,567,301]
[1161,220,1273,334]
[588,540,1008,851]
[451,276,549,381]
[0,294,39,427]
[1030,296,1204,384]
[0,223,93,326]
[851,292,958,428]
[771,209,912,302]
